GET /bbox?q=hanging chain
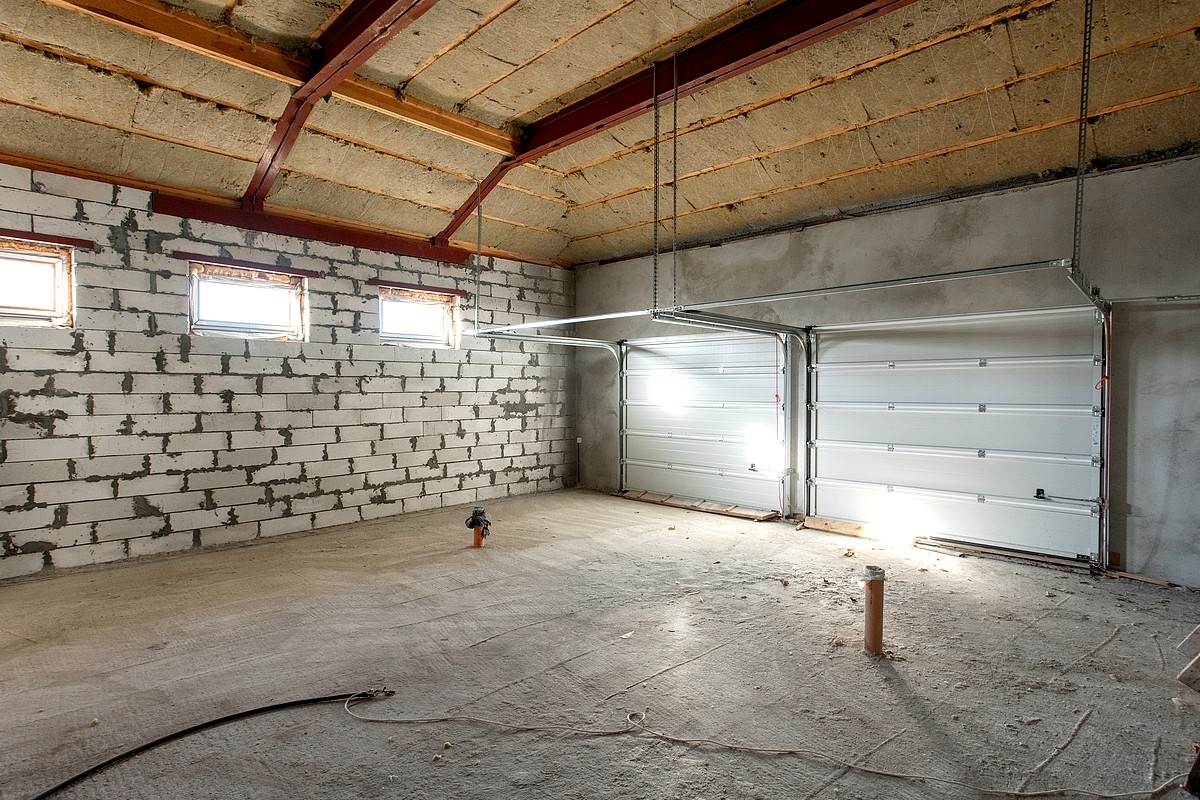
[652,63,661,311]
[672,53,679,309]
[1071,0,1095,274]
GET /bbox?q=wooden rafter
[41,0,517,156]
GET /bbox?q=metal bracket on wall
[1065,259,1109,310]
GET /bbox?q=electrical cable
[29,689,392,800]
[671,51,679,309]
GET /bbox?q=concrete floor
[2,489,1197,799]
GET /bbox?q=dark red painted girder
[242,0,440,212]
[437,0,919,242]
[155,194,470,263]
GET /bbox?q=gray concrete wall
[575,156,1200,587]
[0,167,575,579]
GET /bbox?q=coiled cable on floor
[30,688,394,800]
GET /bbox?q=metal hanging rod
[478,331,620,361]
[469,258,1073,335]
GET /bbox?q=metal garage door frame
[805,306,1108,563]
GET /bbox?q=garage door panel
[816,362,1095,404]
[814,445,1098,499]
[627,463,779,510]
[627,404,779,437]
[817,313,1096,363]
[626,434,761,469]
[626,372,778,405]
[812,480,1097,559]
[815,407,1097,453]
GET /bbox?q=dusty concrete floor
[2,489,1198,799]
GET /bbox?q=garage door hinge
[978,404,987,412]
[978,358,988,367]
[977,494,987,503]
[1092,405,1101,415]
[887,361,896,369]
[1093,356,1102,366]
[977,449,987,458]
[1090,505,1100,517]
[1092,455,1102,466]
[886,444,895,452]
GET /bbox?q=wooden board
[616,490,778,521]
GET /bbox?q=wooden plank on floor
[1178,652,1200,692]
[802,516,867,536]
[1179,625,1200,660]
[615,489,777,521]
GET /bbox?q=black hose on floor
[30,689,392,800]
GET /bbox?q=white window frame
[188,261,307,340]
[378,285,461,348]
[0,241,73,327]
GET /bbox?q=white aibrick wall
[0,168,576,579]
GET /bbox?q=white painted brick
[68,497,135,524]
[259,515,312,537]
[90,434,165,458]
[35,480,113,504]
[94,516,165,542]
[186,469,248,490]
[306,459,351,478]
[312,507,360,528]
[164,432,227,453]
[115,186,152,210]
[150,452,216,472]
[249,464,302,483]
[0,163,32,190]
[115,474,186,497]
[216,448,273,469]
[128,531,193,557]
[200,522,260,547]
[403,495,442,513]
[169,507,226,530]
[230,430,284,449]
[4,437,89,462]
[118,289,186,315]
[51,541,126,568]
[32,172,113,203]
[90,394,163,414]
[0,506,56,533]
[0,552,44,579]
[0,185,78,217]
[81,265,159,296]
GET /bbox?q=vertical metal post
[804,329,818,518]
[618,342,629,492]
[779,334,791,517]
[1097,306,1112,570]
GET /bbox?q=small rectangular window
[379,285,459,347]
[189,262,306,340]
[0,242,73,326]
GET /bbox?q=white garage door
[809,308,1104,560]
[622,333,785,512]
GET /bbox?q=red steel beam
[437,0,918,242]
[243,0,440,212]
[155,193,470,263]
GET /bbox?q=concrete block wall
[0,165,575,579]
